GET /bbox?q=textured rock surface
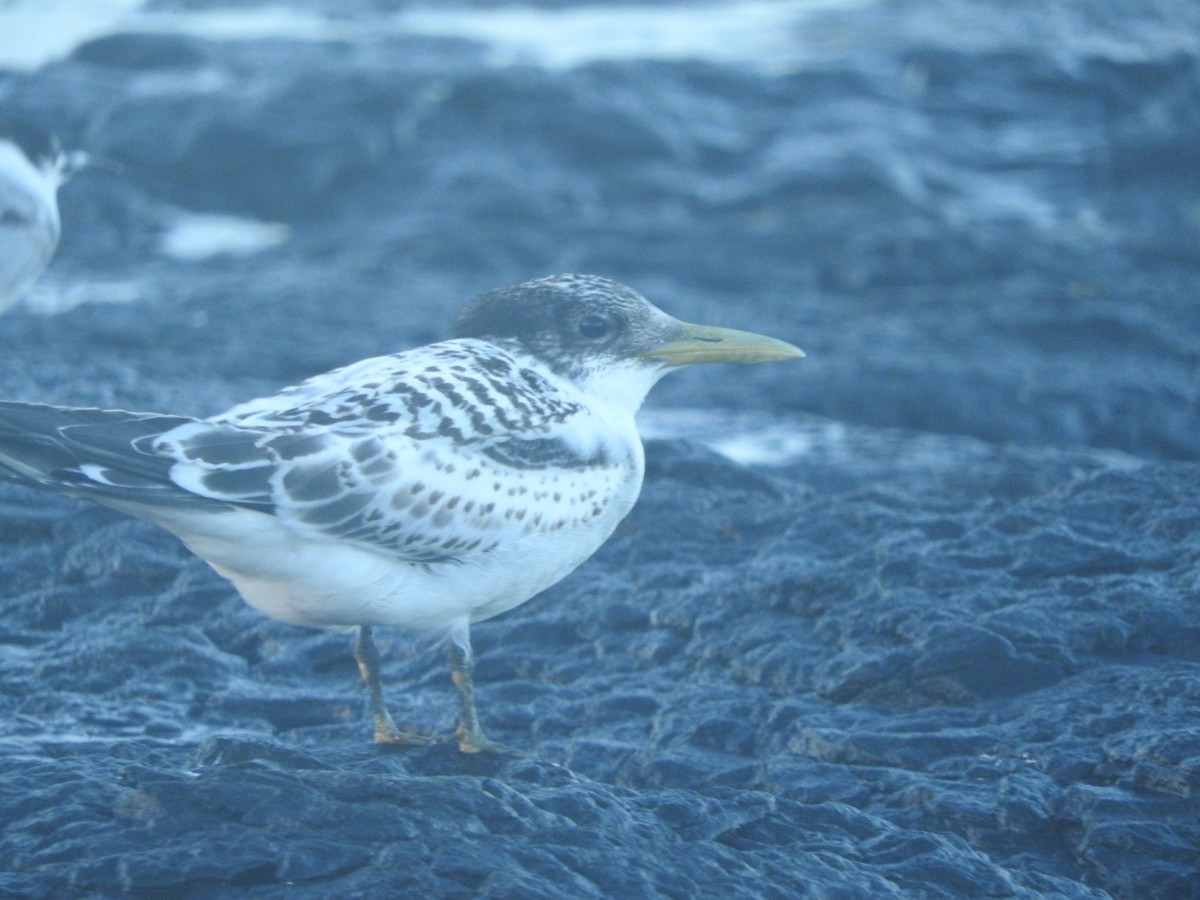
[1,1,1198,897]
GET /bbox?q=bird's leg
[448,632,509,754]
[354,626,431,746]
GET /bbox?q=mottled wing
[157,341,633,562]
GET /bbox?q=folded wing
[0,341,629,564]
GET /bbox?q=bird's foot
[455,724,524,756]
[373,724,437,747]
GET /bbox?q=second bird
[0,119,88,313]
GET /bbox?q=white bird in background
[0,118,89,313]
[0,275,803,751]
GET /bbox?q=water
[0,0,145,70]
[159,210,291,262]
[0,0,876,72]
[5,0,1195,75]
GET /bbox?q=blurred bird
[0,119,89,313]
[0,275,803,751]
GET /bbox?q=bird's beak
[61,151,123,180]
[642,321,805,367]
[61,150,91,179]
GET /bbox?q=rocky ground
[0,1,1197,896]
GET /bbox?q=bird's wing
[164,341,631,562]
[0,342,631,563]
[0,402,219,506]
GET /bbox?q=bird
[0,274,803,751]
[0,119,89,313]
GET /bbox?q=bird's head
[449,274,803,409]
[0,119,93,189]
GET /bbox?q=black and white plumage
[0,119,88,312]
[0,274,803,751]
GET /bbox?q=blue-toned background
[1,1,1198,896]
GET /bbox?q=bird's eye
[578,314,612,340]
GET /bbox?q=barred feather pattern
[149,340,637,564]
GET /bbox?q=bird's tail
[0,400,201,506]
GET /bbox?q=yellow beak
[642,322,804,367]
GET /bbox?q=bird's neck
[574,360,665,423]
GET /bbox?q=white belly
[147,453,644,635]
